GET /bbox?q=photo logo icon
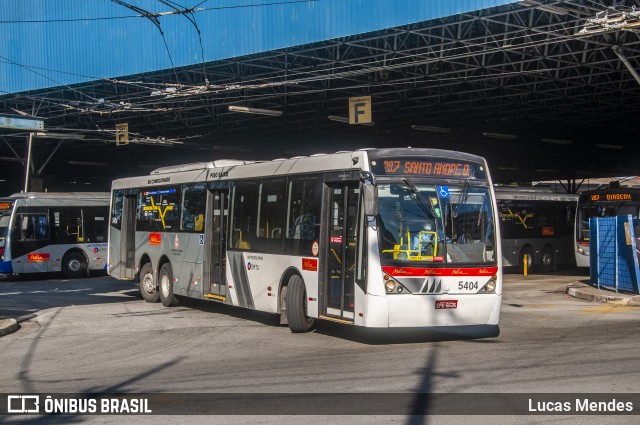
[7,395,40,413]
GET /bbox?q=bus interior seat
[195,214,204,232]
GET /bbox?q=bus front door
[120,195,137,279]
[324,183,359,321]
[205,190,228,301]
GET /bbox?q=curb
[566,285,640,306]
[0,317,20,337]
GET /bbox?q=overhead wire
[110,0,181,84]
[0,0,318,24]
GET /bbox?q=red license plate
[435,300,458,309]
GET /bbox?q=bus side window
[83,207,108,242]
[111,190,124,230]
[181,184,207,232]
[51,207,82,243]
[13,214,50,241]
[230,181,257,250]
[255,179,285,252]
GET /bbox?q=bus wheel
[139,262,159,303]
[62,252,87,279]
[519,248,534,275]
[159,263,180,307]
[285,275,314,333]
[540,246,555,272]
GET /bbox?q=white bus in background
[495,188,578,273]
[0,192,110,278]
[108,148,502,335]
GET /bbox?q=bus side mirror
[363,184,377,217]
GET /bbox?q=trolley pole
[24,132,34,193]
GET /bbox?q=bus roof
[494,187,578,202]
[3,192,110,200]
[111,148,489,190]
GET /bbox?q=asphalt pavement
[2,270,638,337]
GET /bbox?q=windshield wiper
[452,180,470,218]
[402,177,442,233]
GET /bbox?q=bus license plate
[435,300,458,309]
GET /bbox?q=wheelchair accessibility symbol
[437,186,450,198]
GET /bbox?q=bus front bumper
[385,293,502,328]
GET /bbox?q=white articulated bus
[495,187,578,273]
[0,192,110,278]
[108,148,502,333]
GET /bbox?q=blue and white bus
[0,192,110,278]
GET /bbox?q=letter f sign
[348,96,372,124]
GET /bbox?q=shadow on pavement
[0,276,140,319]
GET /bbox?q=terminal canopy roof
[0,0,639,193]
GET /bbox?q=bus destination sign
[589,192,637,202]
[370,158,484,179]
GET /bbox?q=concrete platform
[566,281,640,306]
[0,316,19,336]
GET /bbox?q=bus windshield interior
[577,202,640,243]
[377,183,496,265]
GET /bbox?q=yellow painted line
[205,294,226,301]
[579,305,639,315]
[319,315,353,325]
[524,304,559,309]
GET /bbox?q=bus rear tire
[540,246,555,272]
[139,262,159,303]
[62,252,87,279]
[159,263,180,307]
[285,275,314,333]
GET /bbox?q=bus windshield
[377,183,496,265]
[577,202,640,243]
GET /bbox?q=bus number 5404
[458,281,478,291]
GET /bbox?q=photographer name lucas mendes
[529,398,634,413]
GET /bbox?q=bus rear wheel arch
[285,274,314,333]
[159,263,181,307]
[61,250,88,279]
[139,261,159,303]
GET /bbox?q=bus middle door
[204,190,228,301]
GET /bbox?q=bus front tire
[139,262,159,303]
[159,263,180,307]
[285,275,314,333]
[62,252,87,279]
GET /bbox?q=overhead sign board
[115,123,129,146]
[348,96,372,124]
[0,114,44,131]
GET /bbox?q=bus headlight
[486,279,496,293]
[479,275,497,294]
[385,280,396,293]
[578,247,584,254]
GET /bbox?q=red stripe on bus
[381,266,498,277]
